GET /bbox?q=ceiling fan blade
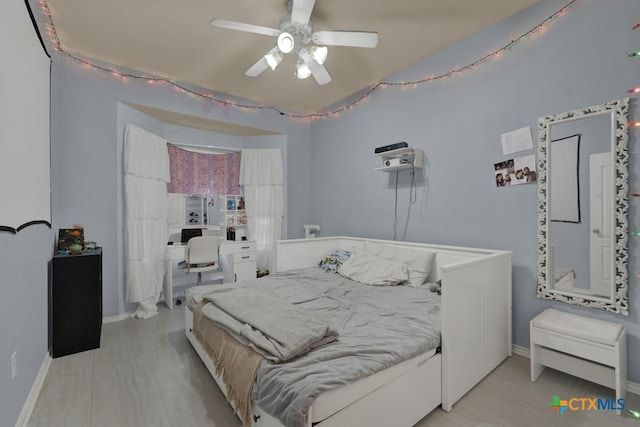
[210,18,281,37]
[245,57,269,77]
[246,47,281,77]
[312,31,379,48]
[290,0,316,26]
[299,50,332,85]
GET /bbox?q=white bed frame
[185,236,512,427]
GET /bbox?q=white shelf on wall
[218,195,247,241]
[375,147,424,172]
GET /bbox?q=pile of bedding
[188,264,441,427]
[199,286,338,362]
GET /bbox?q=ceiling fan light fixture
[277,32,295,53]
[296,59,312,79]
[210,0,377,85]
[310,46,328,65]
[264,50,283,70]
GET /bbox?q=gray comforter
[200,287,338,361]
[188,267,441,427]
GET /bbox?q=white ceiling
[124,103,282,136]
[44,0,540,114]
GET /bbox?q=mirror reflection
[548,113,612,298]
[167,193,217,227]
[536,98,629,315]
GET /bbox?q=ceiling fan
[210,0,379,85]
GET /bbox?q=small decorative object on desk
[227,227,236,241]
[58,226,84,252]
[85,241,97,250]
[68,243,83,254]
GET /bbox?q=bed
[184,236,512,427]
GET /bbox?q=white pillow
[338,250,409,286]
[363,241,435,287]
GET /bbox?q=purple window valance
[168,145,240,195]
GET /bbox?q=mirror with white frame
[536,98,630,315]
[167,193,216,227]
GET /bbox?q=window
[167,144,240,195]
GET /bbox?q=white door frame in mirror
[536,97,629,315]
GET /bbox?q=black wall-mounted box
[374,142,408,154]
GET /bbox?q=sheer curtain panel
[124,125,170,319]
[239,149,284,271]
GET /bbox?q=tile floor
[27,305,640,427]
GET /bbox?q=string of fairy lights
[38,0,584,120]
[629,22,640,421]
[630,20,640,248]
[629,22,640,130]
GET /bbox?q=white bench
[530,308,627,415]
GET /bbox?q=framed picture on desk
[58,228,84,251]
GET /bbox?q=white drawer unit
[221,241,257,283]
[235,241,256,253]
[234,252,256,264]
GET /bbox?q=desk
[164,240,257,309]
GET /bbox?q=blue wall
[308,0,640,381]
[0,226,51,427]
[0,2,52,425]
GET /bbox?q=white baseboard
[15,350,51,427]
[512,344,529,358]
[511,344,640,395]
[103,310,133,324]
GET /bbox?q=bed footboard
[440,252,512,410]
[186,305,443,427]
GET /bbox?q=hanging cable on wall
[393,169,399,240]
[376,146,422,240]
[400,164,418,241]
[409,163,417,204]
[393,163,418,241]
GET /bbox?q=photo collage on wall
[494,154,537,188]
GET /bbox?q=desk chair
[176,236,221,304]
[179,236,221,285]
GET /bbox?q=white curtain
[240,149,283,272]
[124,125,170,319]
